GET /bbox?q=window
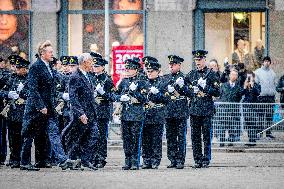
[205,12,266,71]
[0,0,31,60]
[68,0,144,57]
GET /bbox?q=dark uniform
[116,58,147,170]
[91,56,115,168]
[164,55,189,169]
[0,56,15,165]
[141,56,169,169]
[0,58,29,168]
[182,50,220,168]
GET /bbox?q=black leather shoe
[122,165,131,170]
[96,163,105,168]
[20,164,40,171]
[192,163,202,169]
[59,159,73,170]
[34,162,52,168]
[176,163,184,169]
[130,165,139,170]
[167,163,177,168]
[82,162,98,171]
[202,162,209,168]
[152,164,159,169]
[11,162,20,168]
[141,164,152,169]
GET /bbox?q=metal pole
[105,0,110,69]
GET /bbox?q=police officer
[141,56,169,169]
[0,57,11,165]
[116,58,147,170]
[163,55,189,169]
[177,50,220,168]
[91,56,115,168]
[0,58,29,168]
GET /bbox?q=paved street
[1,148,284,189]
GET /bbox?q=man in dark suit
[63,53,98,171]
[218,68,243,146]
[20,41,56,171]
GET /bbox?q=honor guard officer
[91,56,115,168]
[116,58,147,170]
[163,55,189,169]
[141,56,169,169]
[0,56,12,165]
[0,57,29,168]
[177,50,220,168]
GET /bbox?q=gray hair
[78,53,92,65]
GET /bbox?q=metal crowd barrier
[107,102,284,146]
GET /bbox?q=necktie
[46,64,53,77]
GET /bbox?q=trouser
[47,118,68,164]
[258,96,275,136]
[121,121,143,168]
[65,119,98,165]
[8,120,22,164]
[94,118,109,165]
[0,115,7,163]
[21,116,51,166]
[165,118,187,164]
[190,115,213,164]
[142,123,164,166]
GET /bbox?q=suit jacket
[23,59,57,125]
[68,68,97,122]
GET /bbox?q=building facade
[0,0,283,76]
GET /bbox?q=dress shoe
[202,162,209,168]
[141,164,152,169]
[59,159,73,170]
[11,162,20,168]
[167,163,177,168]
[192,163,202,169]
[176,163,184,169]
[34,162,52,168]
[122,164,131,170]
[20,164,40,171]
[82,162,98,171]
[130,165,139,170]
[70,159,82,170]
[151,164,159,169]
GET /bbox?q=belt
[170,96,186,100]
[145,103,164,109]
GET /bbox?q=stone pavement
[1,148,284,189]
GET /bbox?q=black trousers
[258,96,275,136]
[8,121,22,163]
[0,115,7,163]
[142,123,164,166]
[190,115,213,164]
[21,116,50,166]
[121,121,143,167]
[65,119,98,165]
[165,118,187,164]
[94,118,109,164]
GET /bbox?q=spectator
[254,39,265,69]
[209,59,221,79]
[243,71,261,145]
[254,56,278,138]
[218,69,243,146]
[276,73,284,108]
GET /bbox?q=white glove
[95,83,105,95]
[193,86,199,94]
[175,77,184,87]
[129,82,138,91]
[62,93,70,101]
[167,85,175,93]
[8,91,19,99]
[198,78,207,89]
[120,94,130,102]
[17,82,24,92]
[150,86,159,94]
[94,90,98,98]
